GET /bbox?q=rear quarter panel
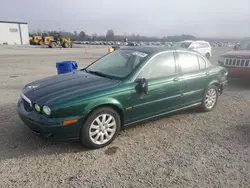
[206,65,227,88]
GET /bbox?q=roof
[0,21,28,24]
[181,40,195,42]
[195,40,210,43]
[117,46,195,54]
[178,40,209,43]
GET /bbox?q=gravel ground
[0,45,250,188]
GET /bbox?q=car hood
[221,50,250,59]
[22,71,120,105]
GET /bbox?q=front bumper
[226,67,250,78]
[17,99,83,141]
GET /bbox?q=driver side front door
[125,51,186,124]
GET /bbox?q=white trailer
[0,21,29,45]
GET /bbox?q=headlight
[43,106,51,116]
[34,104,41,112]
[218,56,225,64]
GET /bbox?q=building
[0,21,29,45]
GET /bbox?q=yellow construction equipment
[29,35,42,45]
[29,32,72,48]
[39,32,72,48]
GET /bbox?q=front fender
[84,97,125,115]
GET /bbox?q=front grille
[21,92,33,112]
[224,58,250,68]
[23,99,33,112]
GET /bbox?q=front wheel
[49,42,57,48]
[80,107,121,149]
[201,85,218,112]
[63,42,70,48]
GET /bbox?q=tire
[205,53,210,59]
[50,42,57,48]
[80,107,121,149]
[63,42,70,48]
[39,40,44,45]
[201,85,219,112]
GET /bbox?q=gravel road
[0,45,250,188]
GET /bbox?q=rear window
[199,42,210,48]
[174,42,192,48]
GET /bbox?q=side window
[198,56,206,69]
[204,42,210,48]
[138,52,176,79]
[197,42,203,48]
[190,42,198,49]
[200,42,210,48]
[178,52,199,73]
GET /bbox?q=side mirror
[135,78,148,94]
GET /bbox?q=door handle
[173,77,180,82]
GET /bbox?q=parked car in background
[218,40,250,78]
[173,40,212,59]
[18,47,227,149]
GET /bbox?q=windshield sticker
[132,51,148,58]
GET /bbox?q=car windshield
[173,42,192,48]
[237,41,250,50]
[85,50,149,79]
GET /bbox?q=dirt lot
[0,45,250,188]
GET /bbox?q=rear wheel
[80,107,121,149]
[201,85,218,112]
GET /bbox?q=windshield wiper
[86,70,113,79]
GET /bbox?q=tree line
[30,29,197,42]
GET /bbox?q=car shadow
[123,106,203,131]
[227,78,250,90]
[0,125,87,161]
[2,101,202,161]
[0,103,89,161]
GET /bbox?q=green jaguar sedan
[18,47,228,149]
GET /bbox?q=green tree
[79,31,87,40]
[106,29,114,40]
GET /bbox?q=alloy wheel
[89,114,117,145]
[205,88,217,109]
